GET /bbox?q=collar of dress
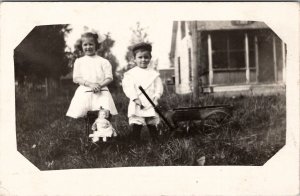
[127,67,159,93]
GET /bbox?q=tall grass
[15,85,286,170]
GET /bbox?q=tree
[14,24,72,91]
[116,22,152,79]
[125,22,151,66]
[99,33,121,91]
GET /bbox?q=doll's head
[132,42,152,69]
[98,108,110,119]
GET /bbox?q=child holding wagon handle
[122,42,163,143]
[66,32,118,119]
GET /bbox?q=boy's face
[82,37,96,56]
[134,50,151,69]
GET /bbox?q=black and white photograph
[14,20,287,169]
[0,2,299,195]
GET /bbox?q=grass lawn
[15,86,286,170]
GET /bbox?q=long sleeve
[122,73,138,101]
[154,76,163,99]
[102,60,113,80]
[73,59,82,84]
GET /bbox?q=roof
[159,68,174,79]
[159,68,175,74]
[196,21,268,31]
[159,68,174,71]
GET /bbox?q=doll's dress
[91,118,117,139]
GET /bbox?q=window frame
[180,21,186,39]
[210,30,256,71]
[188,48,192,81]
[177,57,181,84]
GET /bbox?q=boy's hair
[131,42,152,58]
[75,32,100,52]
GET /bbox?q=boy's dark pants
[131,124,159,142]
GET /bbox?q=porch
[202,83,285,96]
[198,27,286,93]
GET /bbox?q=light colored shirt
[73,55,113,86]
[122,66,163,117]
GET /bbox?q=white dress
[66,55,118,118]
[122,66,163,118]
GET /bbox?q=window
[188,48,192,81]
[178,57,181,84]
[211,31,255,69]
[180,21,186,39]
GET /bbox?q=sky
[65,20,173,70]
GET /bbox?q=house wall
[275,35,284,83]
[213,70,246,84]
[212,69,258,85]
[250,70,257,83]
[174,21,193,94]
[172,22,286,94]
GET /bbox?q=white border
[0,2,299,195]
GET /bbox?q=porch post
[208,33,213,86]
[254,35,259,83]
[245,33,250,83]
[272,35,278,82]
[281,40,286,83]
[191,21,199,104]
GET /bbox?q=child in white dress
[122,42,163,143]
[66,32,118,119]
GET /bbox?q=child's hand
[89,83,102,93]
[134,98,142,105]
[153,97,159,106]
[134,98,144,109]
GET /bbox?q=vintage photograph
[14,20,286,170]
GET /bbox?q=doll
[89,108,117,142]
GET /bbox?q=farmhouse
[170,21,286,94]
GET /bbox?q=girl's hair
[75,32,100,52]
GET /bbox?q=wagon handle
[138,86,175,130]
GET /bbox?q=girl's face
[82,37,96,56]
[134,50,151,69]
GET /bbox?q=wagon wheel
[157,120,190,139]
[201,110,233,141]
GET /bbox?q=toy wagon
[139,86,234,140]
